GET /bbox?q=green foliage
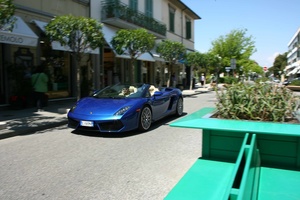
[0,0,15,31]
[110,28,155,84]
[210,29,256,62]
[209,29,261,76]
[45,15,104,100]
[110,28,155,58]
[186,51,206,68]
[272,53,287,76]
[156,40,186,64]
[45,15,104,55]
[223,76,239,84]
[156,40,186,87]
[102,0,166,36]
[290,80,300,86]
[215,83,300,122]
[255,77,269,83]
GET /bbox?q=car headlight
[114,106,131,116]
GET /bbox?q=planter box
[286,85,300,91]
[170,107,300,169]
[165,107,300,200]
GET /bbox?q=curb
[182,89,212,97]
[0,119,68,140]
[0,122,7,130]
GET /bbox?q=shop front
[0,16,38,107]
[101,24,157,85]
[0,16,76,108]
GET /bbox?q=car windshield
[92,83,148,98]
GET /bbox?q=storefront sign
[0,31,38,46]
[0,16,38,47]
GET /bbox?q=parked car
[283,77,300,85]
[269,77,280,83]
[67,83,184,133]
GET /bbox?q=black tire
[138,106,152,131]
[175,97,184,116]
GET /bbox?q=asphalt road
[0,92,217,200]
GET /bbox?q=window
[129,0,138,11]
[169,6,175,32]
[186,17,191,39]
[145,0,153,17]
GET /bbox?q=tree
[186,51,207,89]
[110,28,155,84]
[0,0,15,31]
[156,40,186,87]
[240,59,263,78]
[272,52,287,77]
[45,15,104,100]
[209,29,256,74]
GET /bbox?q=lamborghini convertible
[67,83,184,132]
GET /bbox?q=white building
[285,28,300,79]
[91,0,201,88]
[0,0,201,106]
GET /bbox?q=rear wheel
[175,97,183,116]
[138,106,152,131]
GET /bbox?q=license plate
[80,120,94,127]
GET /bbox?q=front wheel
[175,97,183,116]
[138,106,152,131]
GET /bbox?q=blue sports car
[68,83,184,132]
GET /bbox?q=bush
[290,80,300,86]
[215,82,300,122]
[255,77,269,83]
[223,76,239,84]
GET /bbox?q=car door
[150,91,171,120]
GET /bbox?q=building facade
[285,28,300,79]
[0,0,92,106]
[0,0,200,107]
[91,0,200,89]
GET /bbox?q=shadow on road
[71,112,188,138]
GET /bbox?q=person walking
[200,74,205,87]
[31,64,48,112]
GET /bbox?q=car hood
[72,97,142,115]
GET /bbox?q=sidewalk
[0,87,214,140]
[0,98,76,140]
[181,85,213,96]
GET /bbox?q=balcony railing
[101,0,166,36]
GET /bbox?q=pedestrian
[171,72,176,87]
[200,74,205,87]
[31,64,48,112]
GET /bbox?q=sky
[181,0,300,68]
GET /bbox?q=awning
[32,20,99,54]
[0,16,38,47]
[150,46,165,62]
[297,67,300,74]
[284,65,292,72]
[286,61,300,71]
[287,66,300,76]
[102,24,155,62]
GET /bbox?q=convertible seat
[149,85,159,96]
[129,86,137,94]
